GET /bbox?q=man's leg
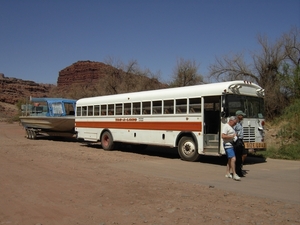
[230,157,236,175]
[235,146,243,176]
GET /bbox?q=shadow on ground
[28,135,78,143]
[82,143,267,166]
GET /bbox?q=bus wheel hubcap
[103,136,109,145]
[183,142,195,155]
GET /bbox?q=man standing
[234,110,246,177]
[222,116,241,181]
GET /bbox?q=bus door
[203,96,221,154]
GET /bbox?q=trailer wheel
[26,129,36,139]
[31,130,37,139]
[26,129,30,139]
[178,136,200,162]
[29,129,33,139]
[101,131,114,150]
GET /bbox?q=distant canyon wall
[0,73,53,104]
[0,61,111,104]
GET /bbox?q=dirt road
[0,122,299,225]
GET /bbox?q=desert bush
[258,99,300,160]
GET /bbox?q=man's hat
[236,110,246,116]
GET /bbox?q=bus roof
[76,80,264,106]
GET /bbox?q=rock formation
[0,60,166,119]
[0,74,53,104]
[57,60,113,87]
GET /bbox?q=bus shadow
[83,143,180,159]
[198,155,267,166]
[82,143,267,166]
[125,145,180,159]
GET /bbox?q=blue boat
[19,97,76,139]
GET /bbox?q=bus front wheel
[101,131,114,150]
[178,136,200,162]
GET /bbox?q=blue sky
[0,0,299,84]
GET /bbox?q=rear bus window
[76,107,81,116]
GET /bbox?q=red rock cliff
[57,60,113,87]
[0,73,53,104]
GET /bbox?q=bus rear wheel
[101,131,114,150]
[178,136,200,162]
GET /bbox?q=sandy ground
[0,122,299,225]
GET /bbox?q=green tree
[279,64,300,100]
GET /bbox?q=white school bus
[75,80,266,161]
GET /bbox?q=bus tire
[101,131,114,150]
[178,136,200,162]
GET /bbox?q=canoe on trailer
[19,97,77,139]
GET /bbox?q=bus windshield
[226,94,264,119]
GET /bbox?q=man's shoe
[233,174,241,181]
[236,172,245,177]
[225,173,232,178]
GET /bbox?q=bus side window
[133,102,140,115]
[101,104,107,116]
[94,105,100,116]
[142,101,151,115]
[176,99,187,114]
[108,104,114,115]
[189,98,201,113]
[88,106,93,116]
[189,108,196,113]
[152,100,162,114]
[164,100,174,114]
[116,103,122,115]
[124,103,131,115]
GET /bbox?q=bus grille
[243,127,255,142]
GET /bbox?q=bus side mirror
[221,111,226,118]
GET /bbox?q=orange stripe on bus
[76,121,202,132]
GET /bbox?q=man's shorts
[225,147,236,158]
